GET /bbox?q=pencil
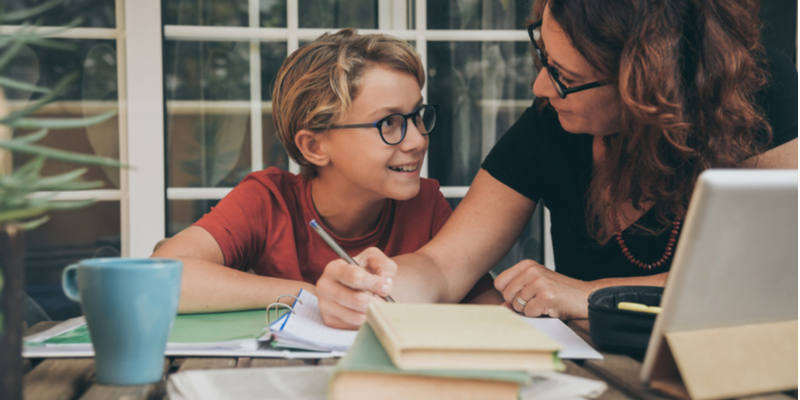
[309,219,395,303]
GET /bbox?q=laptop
[640,169,798,384]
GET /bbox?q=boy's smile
[388,162,420,173]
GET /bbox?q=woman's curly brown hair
[533,0,771,243]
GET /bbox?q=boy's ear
[295,129,330,168]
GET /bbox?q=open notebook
[266,289,601,359]
[267,289,358,352]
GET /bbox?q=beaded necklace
[615,217,683,270]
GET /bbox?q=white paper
[267,289,358,352]
[521,317,603,360]
[520,371,608,400]
[24,317,87,343]
[168,366,334,400]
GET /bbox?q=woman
[315,0,798,328]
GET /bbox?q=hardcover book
[328,323,530,400]
[366,303,563,371]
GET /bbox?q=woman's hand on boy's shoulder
[317,247,397,330]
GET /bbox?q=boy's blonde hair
[272,28,425,177]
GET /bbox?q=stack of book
[328,303,565,400]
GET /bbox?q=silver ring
[514,294,528,307]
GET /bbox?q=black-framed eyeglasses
[527,20,609,99]
[325,104,438,145]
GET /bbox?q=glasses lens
[380,114,406,144]
[547,69,566,98]
[415,105,436,134]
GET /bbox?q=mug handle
[62,264,81,302]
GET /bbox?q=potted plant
[0,2,124,399]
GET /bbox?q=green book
[328,324,531,400]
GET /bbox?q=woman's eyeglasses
[324,104,438,145]
[527,20,609,99]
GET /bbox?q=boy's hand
[316,247,397,329]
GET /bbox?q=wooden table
[20,321,796,400]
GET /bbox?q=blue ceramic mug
[62,258,182,385]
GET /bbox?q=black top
[482,45,798,281]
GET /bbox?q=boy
[154,29,494,314]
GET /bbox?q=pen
[309,219,395,303]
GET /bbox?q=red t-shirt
[193,167,453,284]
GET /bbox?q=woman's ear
[295,129,330,168]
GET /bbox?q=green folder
[31,308,289,345]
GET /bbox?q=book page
[521,317,603,360]
[270,289,358,351]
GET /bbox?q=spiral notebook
[266,289,358,352]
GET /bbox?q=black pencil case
[587,285,663,360]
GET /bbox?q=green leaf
[39,199,96,210]
[0,174,103,193]
[4,110,118,129]
[17,215,50,230]
[3,195,53,209]
[0,40,26,71]
[0,141,125,168]
[35,180,103,191]
[0,173,37,189]
[0,76,51,93]
[1,168,100,191]
[8,128,48,145]
[0,0,63,22]
[26,170,104,191]
[9,194,57,208]
[0,206,48,224]
[29,167,86,185]
[0,72,78,123]
[10,155,45,179]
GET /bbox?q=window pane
[298,0,378,29]
[163,0,250,26]
[9,39,120,189]
[260,42,287,101]
[164,41,252,188]
[25,202,121,320]
[261,43,290,170]
[427,41,535,186]
[260,0,288,28]
[260,113,290,170]
[168,199,220,236]
[427,0,532,30]
[3,0,116,28]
